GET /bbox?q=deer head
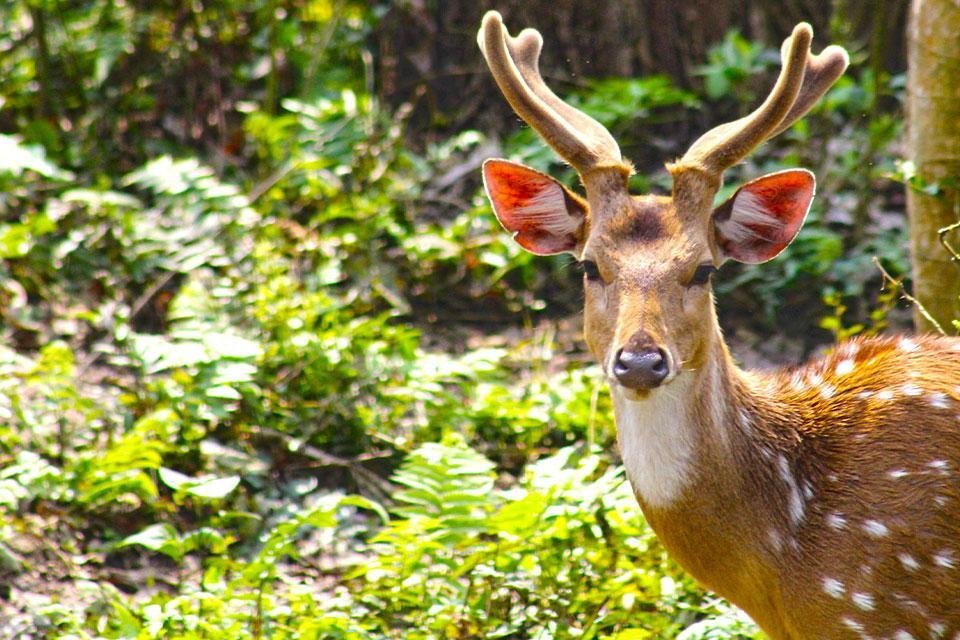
[479,11,848,400]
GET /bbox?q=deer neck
[611,323,802,581]
[612,327,752,506]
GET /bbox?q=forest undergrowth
[0,2,918,638]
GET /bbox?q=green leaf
[182,475,240,499]
[205,385,243,400]
[0,134,74,180]
[120,523,181,561]
[181,527,229,554]
[202,332,262,359]
[159,468,240,499]
[490,491,548,535]
[158,467,192,491]
[0,224,32,258]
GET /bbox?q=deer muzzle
[612,330,671,390]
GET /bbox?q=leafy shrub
[339,439,714,639]
[99,439,757,640]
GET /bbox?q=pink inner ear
[715,169,815,264]
[482,159,585,255]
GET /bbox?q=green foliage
[97,440,753,639]
[819,283,899,341]
[338,440,721,639]
[0,5,910,638]
[695,30,779,101]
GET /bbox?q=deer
[477,10,960,639]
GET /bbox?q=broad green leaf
[157,467,193,491]
[182,475,240,499]
[0,135,74,180]
[120,524,180,559]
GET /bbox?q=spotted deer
[478,10,960,639]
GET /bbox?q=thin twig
[254,425,394,504]
[130,270,179,321]
[938,220,960,268]
[871,256,946,335]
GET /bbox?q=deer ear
[482,158,587,255]
[712,169,815,264]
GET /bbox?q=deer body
[619,331,960,637]
[477,10,960,637]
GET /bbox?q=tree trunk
[907,0,960,333]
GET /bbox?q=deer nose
[613,347,670,390]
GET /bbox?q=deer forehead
[586,194,712,262]
[588,194,689,246]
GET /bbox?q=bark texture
[907,0,960,332]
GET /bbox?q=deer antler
[677,23,849,178]
[478,11,628,177]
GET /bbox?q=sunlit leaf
[0,135,74,180]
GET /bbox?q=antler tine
[678,23,815,177]
[768,42,849,138]
[478,11,625,177]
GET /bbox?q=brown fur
[644,335,960,638]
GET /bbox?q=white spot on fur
[930,621,946,638]
[877,389,895,401]
[790,372,807,392]
[899,337,919,352]
[839,342,860,359]
[851,591,875,611]
[856,390,873,400]
[819,383,836,398]
[808,372,824,386]
[888,468,910,479]
[901,383,922,396]
[928,392,950,409]
[835,359,855,376]
[612,377,695,507]
[933,549,956,569]
[928,459,950,475]
[777,455,805,525]
[767,528,783,552]
[893,592,921,612]
[898,553,920,571]
[801,480,814,501]
[862,519,889,537]
[842,616,864,632]
[827,512,847,530]
[823,576,845,598]
[936,495,949,507]
[893,631,914,640]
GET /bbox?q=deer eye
[688,263,716,286]
[579,260,603,283]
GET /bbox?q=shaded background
[378,0,907,148]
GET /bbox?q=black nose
[613,347,669,390]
